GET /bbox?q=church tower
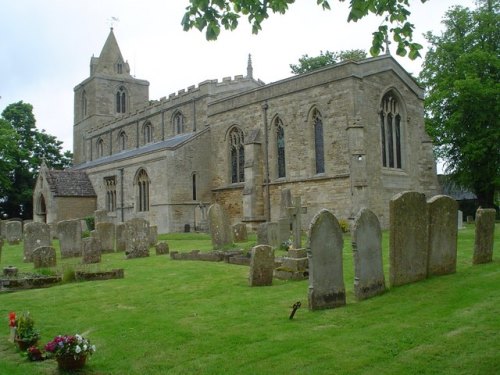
[73,28,149,165]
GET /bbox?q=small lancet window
[229,127,245,183]
[143,122,153,144]
[275,117,286,178]
[173,112,184,134]
[312,109,325,174]
[116,86,126,113]
[136,169,150,212]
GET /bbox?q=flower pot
[56,355,87,371]
[15,337,38,351]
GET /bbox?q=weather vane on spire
[108,17,120,29]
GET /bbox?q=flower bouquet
[45,334,95,370]
[8,312,16,343]
[14,312,40,351]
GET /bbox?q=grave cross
[289,301,302,320]
[287,196,307,249]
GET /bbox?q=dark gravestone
[248,244,274,286]
[307,209,346,310]
[23,222,51,263]
[473,208,496,264]
[155,242,169,255]
[32,246,57,268]
[207,203,233,249]
[232,223,248,242]
[115,223,127,252]
[427,195,458,276]
[351,208,385,300]
[82,237,102,264]
[5,221,22,245]
[389,191,428,287]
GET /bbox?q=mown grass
[0,225,498,375]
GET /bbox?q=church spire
[91,27,130,77]
[247,54,253,79]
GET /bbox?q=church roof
[45,169,96,197]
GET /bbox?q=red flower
[8,312,16,327]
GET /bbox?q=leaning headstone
[32,246,57,268]
[232,223,248,242]
[257,222,279,248]
[248,245,274,286]
[307,209,346,310]
[155,242,169,255]
[23,222,52,262]
[473,208,496,264]
[427,195,458,276]
[115,223,127,252]
[125,218,150,259]
[82,237,102,264]
[389,191,428,287]
[457,210,464,229]
[207,203,233,249]
[149,225,158,246]
[5,221,22,245]
[351,208,385,300]
[96,222,115,253]
[57,220,82,258]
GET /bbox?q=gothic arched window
[97,138,104,158]
[136,169,150,212]
[118,131,127,151]
[143,122,153,144]
[173,112,184,134]
[116,86,126,113]
[380,92,403,169]
[312,109,325,174]
[275,117,286,178]
[229,127,245,183]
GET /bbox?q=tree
[420,0,500,208]
[0,101,73,219]
[182,0,425,59]
[290,49,367,74]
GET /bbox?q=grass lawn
[0,225,499,375]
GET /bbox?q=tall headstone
[125,218,150,259]
[82,237,102,264]
[115,222,127,252]
[351,208,385,300]
[57,220,82,258]
[287,197,306,249]
[257,222,279,248]
[149,225,158,246]
[23,222,51,262]
[32,246,57,268]
[278,188,293,244]
[96,222,115,253]
[389,191,428,287]
[427,195,458,276]
[248,244,274,286]
[0,239,4,262]
[307,209,346,310]
[473,208,496,264]
[232,223,248,242]
[5,221,22,245]
[207,203,233,249]
[457,210,464,229]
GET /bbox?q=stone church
[33,28,439,233]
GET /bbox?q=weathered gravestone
[457,210,464,229]
[5,221,22,245]
[473,208,496,265]
[149,225,158,246]
[207,203,233,249]
[24,222,52,262]
[82,237,102,264]
[389,191,428,287]
[57,220,82,258]
[95,222,115,253]
[115,223,126,252]
[307,209,346,310]
[248,244,274,286]
[427,195,458,276]
[351,208,385,300]
[0,220,6,238]
[287,196,306,250]
[257,222,279,248]
[0,239,4,262]
[155,242,169,255]
[94,209,109,224]
[232,223,248,242]
[125,218,150,259]
[32,246,57,268]
[274,248,308,281]
[278,188,293,244]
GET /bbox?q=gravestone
[82,237,102,264]
[155,242,169,255]
[389,191,428,287]
[466,215,474,224]
[23,222,52,262]
[427,195,458,276]
[125,218,150,259]
[115,223,127,252]
[32,246,57,268]
[94,209,108,224]
[274,248,308,281]
[0,239,3,262]
[96,222,115,253]
[457,210,464,229]
[149,225,158,246]
[5,221,22,245]
[351,208,385,300]
[287,197,306,249]
[0,220,6,238]
[232,223,248,242]
[307,209,346,310]
[196,202,209,232]
[57,219,82,258]
[257,222,279,248]
[473,208,496,265]
[207,203,233,249]
[278,188,293,243]
[248,244,274,286]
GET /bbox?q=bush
[338,219,350,233]
[84,216,95,231]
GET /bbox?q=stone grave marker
[23,222,51,263]
[351,208,385,300]
[155,242,169,255]
[0,220,6,238]
[149,225,158,246]
[307,209,346,310]
[427,195,458,276]
[257,222,279,248]
[278,188,293,243]
[457,210,464,229]
[115,223,127,252]
[5,221,22,245]
[287,196,306,249]
[96,222,115,253]
[0,239,4,262]
[207,203,233,249]
[125,218,150,259]
[473,208,496,264]
[389,191,428,287]
[94,209,109,224]
[248,244,274,286]
[82,237,102,264]
[274,247,308,281]
[232,223,248,242]
[57,219,82,258]
[32,246,57,268]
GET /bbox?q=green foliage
[338,218,350,233]
[15,312,40,342]
[420,0,500,208]
[84,216,95,231]
[290,49,367,74]
[62,267,76,283]
[182,0,426,59]
[0,101,73,219]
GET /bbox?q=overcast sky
[0,0,475,153]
